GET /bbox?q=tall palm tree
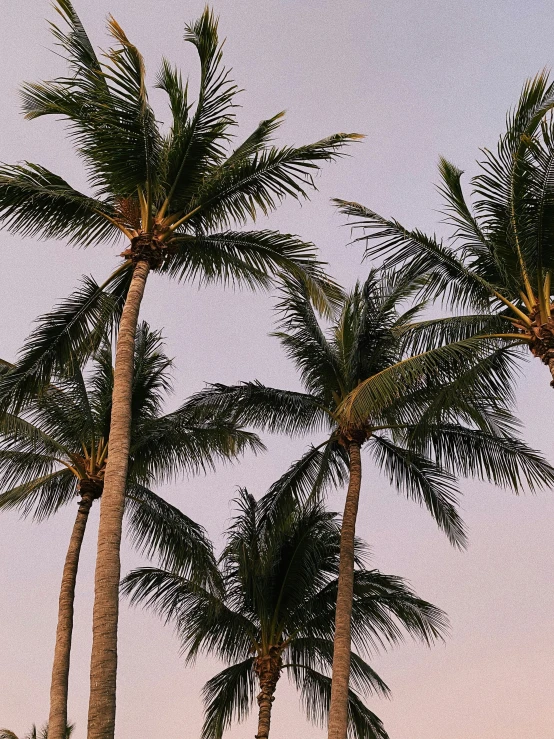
[335,71,554,388]
[122,489,448,739]
[0,323,260,739]
[188,270,554,739]
[0,3,359,734]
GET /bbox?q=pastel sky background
[1,1,554,738]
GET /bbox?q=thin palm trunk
[87,259,150,739]
[254,650,282,739]
[328,440,362,739]
[48,492,94,739]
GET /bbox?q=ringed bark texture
[254,649,282,739]
[48,494,94,739]
[327,440,363,739]
[87,259,150,739]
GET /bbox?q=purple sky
[1,1,554,738]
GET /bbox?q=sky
[1,1,554,738]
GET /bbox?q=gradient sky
[1,1,554,738]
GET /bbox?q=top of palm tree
[0,322,262,578]
[0,0,359,411]
[123,488,448,739]
[333,70,554,318]
[9,1,360,247]
[187,269,554,547]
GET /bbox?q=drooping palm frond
[188,381,330,437]
[124,484,219,589]
[200,659,256,739]
[290,665,390,739]
[369,435,466,548]
[0,163,119,246]
[0,266,132,412]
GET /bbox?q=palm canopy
[335,71,554,385]
[188,270,554,548]
[0,322,261,577]
[122,489,448,739]
[0,0,357,409]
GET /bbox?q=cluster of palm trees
[2,2,554,739]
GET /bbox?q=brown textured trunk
[87,259,150,739]
[327,440,362,739]
[254,649,282,739]
[525,314,554,386]
[47,493,94,739]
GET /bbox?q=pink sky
[1,1,554,738]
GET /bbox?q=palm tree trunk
[87,259,150,739]
[254,651,282,739]
[327,439,362,739]
[48,493,94,739]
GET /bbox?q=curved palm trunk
[48,493,94,739]
[254,650,282,739]
[87,259,150,739]
[327,440,362,739]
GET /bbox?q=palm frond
[124,484,220,590]
[187,381,329,436]
[290,666,389,739]
[200,659,255,739]
[369,435,466,548]
[0,266,132,411]
[185,133,363,231]
[0,163,119,246]
[0,469,77,521]
[334,199,494,310]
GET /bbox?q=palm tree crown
[122,489,448,739]
[190,270,553,545]
[335,71,554,387]
[0,322,260,570]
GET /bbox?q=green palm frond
[200,659,255,739]
[124,484,219,589]
[397,313,516,355]
[0,469,77,521]
[188,381,330,436]
[0,266,132,412]
[405,423,554,493]
[287,637,390,699]
[290,666,389,739]
[369,434,466,548]
[121,567,257,663]
[258,439,349,527]
[158,8,238,213]
[183,133,361,232]
[336,335,509,426]
[162,230,325,292]
[334,199,495,311]
[0,163,119,246]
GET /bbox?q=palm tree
[0,3,359,734]
[122,489,448,739]
[187,270,554,739]
[335,71,554,388]
[0,323,260,739]
[0,724,74,739]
